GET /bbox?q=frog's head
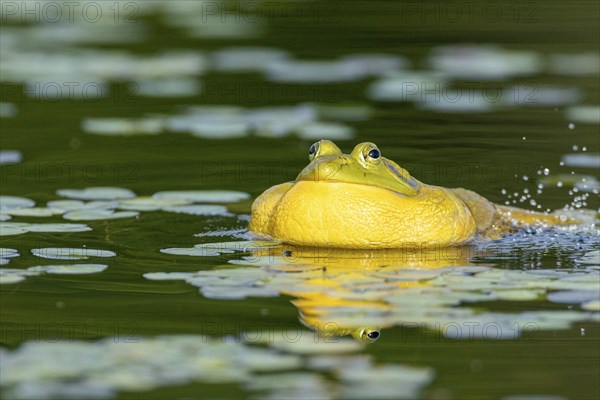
[296,140,420,196]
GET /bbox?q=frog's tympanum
[249,140,579,248]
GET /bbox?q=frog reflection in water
[250,140,584,248]
[261,245,472,344]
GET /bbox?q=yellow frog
[249,140,578,248]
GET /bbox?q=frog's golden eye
[361,143,381,165]
[360,328,381,342]
[308,142,319,161]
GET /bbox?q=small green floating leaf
[82,118,163,136]
[576,250,600,265]
[25,223,92,233]
[547,290,599,304]
[31,248,116,260]
[0,248,19,258]
[63,210,139,221]
[143,272,195,281]
[152,190,250,203]
[0,196,35,210]
[565,105,600,124]
[117,196,191,211]
[0,275,26,284]
[56,187,136,200]
[28,264,108,274]
[581,300,600,311]
[3,207,62,217]
[194,240,280,252]
[0,222,28,236]
[47,200,118,212]
[162,204,231,216]
[493,289,544,301]
[267,332,363,354]
[160,247,217,256]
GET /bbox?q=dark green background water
[1,1,599,399]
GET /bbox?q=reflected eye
[367,331,380,339]
[368,149,380,159]
[360,329,381,342]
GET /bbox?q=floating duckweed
[194,240,281,252]
[24,223,92,233]
[337,363,435,400]
[560,153,600,169]
[135,77,201,97]
[31,248,116,260]
[546,290,599,304]
[0,248,19,258]
[0,150,22,164]
[0,333,434,400]
[266,333,363,354]
[0,268,42,285]
[427,45,541,80]
[46,200,117,212]
[63,210,139,221]
[82,118,163,136]
[367,72,448,102]
[0,196,35,210]
[243,372,326,391]
[143,272,196,281]
[576,250,600,265]
[3,207,62,217]
[147,241,600,338]
[211,47,290,72]
[501,86,583,107]
[57,187,136,201]
[162,205,231,216]
[160,247,215,257]
[581,300,600,311]
[502,396,568,400]
[265,59,367,83]
[0,102,17,118]
[153,190,250,203]
[565,105,600,124]
[0,275,26,284]
[28,264,108,274]
[117,196,191,211]
[0,222,28,236]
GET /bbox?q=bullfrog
[249,140,581,248]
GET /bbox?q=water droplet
[568,122,575,129]
[572,145,579,151]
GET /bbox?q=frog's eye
[308,142,319,161]
[362,144,381,165]
[368,149,380,159]
[360,329,381,342]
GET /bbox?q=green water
[1,1,599,399]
